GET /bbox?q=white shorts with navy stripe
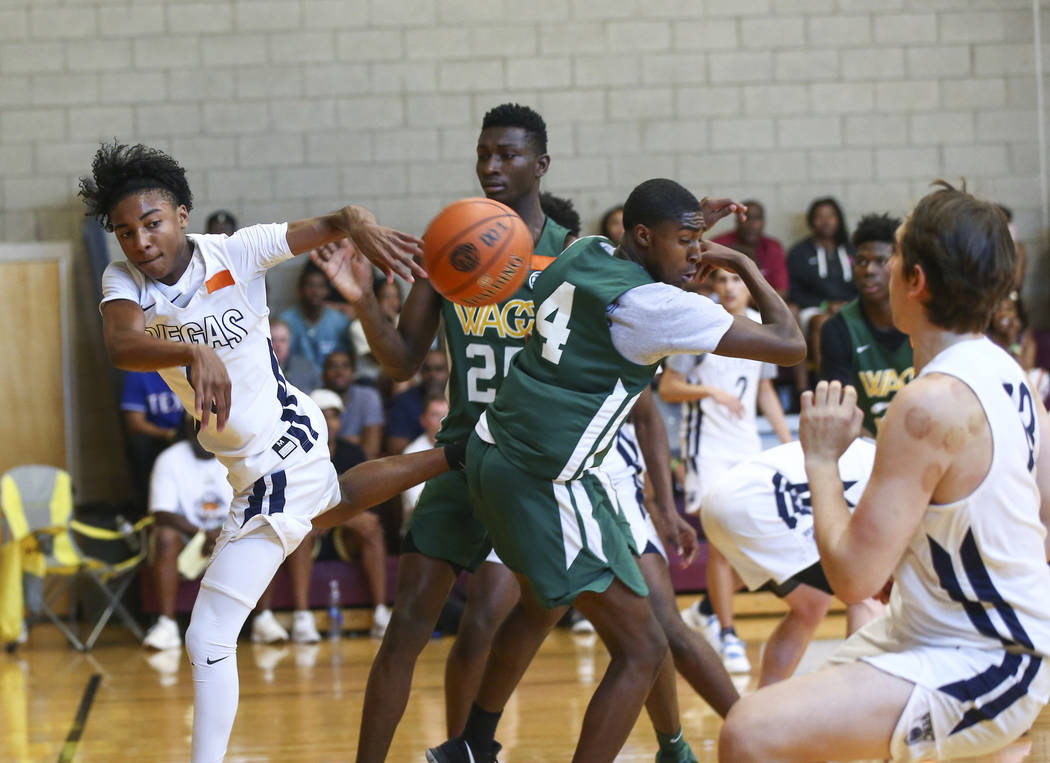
[830,616,1050,762]
[214,442,340,560]
[600,466,666,561]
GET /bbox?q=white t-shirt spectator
[149,441,233,532]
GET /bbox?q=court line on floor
[57,673,101,763]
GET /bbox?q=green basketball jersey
[437,216,571,445]
[841,299,915,433]
[482,236,660,481]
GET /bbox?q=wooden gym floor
[4,601,1050,762]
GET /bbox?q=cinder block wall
[0,0,1045,499]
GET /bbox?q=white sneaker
[370,603,391,639]
[143,616,182,650]
[720,632,751,674]
[251,609,289,644]
[571,614,596,633]
[291,611,321,644]
[680,602,721,649]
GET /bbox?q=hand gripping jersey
[438,217,570,445]
[100,225,325,493]
[889,337,1050,657]
[477,236,658,481]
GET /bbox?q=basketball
[422,197,532,307]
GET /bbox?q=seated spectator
[712,199,788,298]
[270,318,320,393]
[350,276,404,385]
[142,418,232,650]
[401,394,451,529]
[205,209,237,236]
[599,204,625,244]
[385,349,450,455]
[321,350,384,459]
[787,196,857,335]
[121,370,183,506]
[819,213,912,437]
[311,388,391,638]
[540,192,582,238]
[279,260,354,386]
[987,293,1050,403]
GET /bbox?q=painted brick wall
[1,0,1045,498]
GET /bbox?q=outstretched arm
[312,446,458,529]
[701,241,807,367]
[312,240,442,379]
[286,205,425,281]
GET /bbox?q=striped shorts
[215,443,341,560]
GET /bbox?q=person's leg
[706,545,740,632]
[355,552,457,763]
[444,560,519,737]
[639,552,739,718]
[718,660,911,762]
[344,512,387,609]
[757,583,831,687]
[285,530,316,612]
[152,526,185,620]
[569,580,669,763]
[184,527,288,763]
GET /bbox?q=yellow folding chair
[0,465,153,650]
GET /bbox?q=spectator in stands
[599,204,625,244]
[321,349,384,460]
[385,349,449,455]
[269,318,320,394]
[787,197,857,335]
[205,210,237,236]
[712,199,788,299]
[279,260,355,386]
[987,293,1050,404]
[142,418,231,650]
[311,388,391,638]
[122,370,183,506]
[540,192,582,238]
[400,394,450,529]
[819,214,912,437]
[351,276,404,385]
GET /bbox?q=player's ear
[534,152,550,179]
[633,223,651,249]
[176,204,190,231]
[907,261,928,300]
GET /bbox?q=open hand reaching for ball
[311,239,376,304]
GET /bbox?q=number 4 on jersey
[534,282,575,364]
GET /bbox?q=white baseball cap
[310,388,345,413]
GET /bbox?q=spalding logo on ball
[422,198,533,307]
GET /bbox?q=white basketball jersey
[100,224,325,492]
[673,310,774,462]
[148,441,232,531]
[601,422,646,486]
[889,337,1050,656]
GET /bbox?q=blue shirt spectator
[122,371,183,430]
[278,262,353,376]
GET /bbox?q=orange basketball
[422,198,532,307]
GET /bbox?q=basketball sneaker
[291,611,321,644]
[425,739,502,763]
[370,603,391,639]
[143,615,181,650]
[720,632,751,674]
[251,609,289,643]
[680,602,721,649]
[570,611,596,634]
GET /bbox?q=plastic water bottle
[116,515,140,553]
[327,579,343,640]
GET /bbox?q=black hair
[900,180,1016,334]
[622,179,701,234]
[206,209,237,231]
[599,204,624,238]
[481,103,548,154]
[852,213,901,249]
[78,140,193,231]
[806,196,849,247]
[540,192,581,237]
[298,258,328,289]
